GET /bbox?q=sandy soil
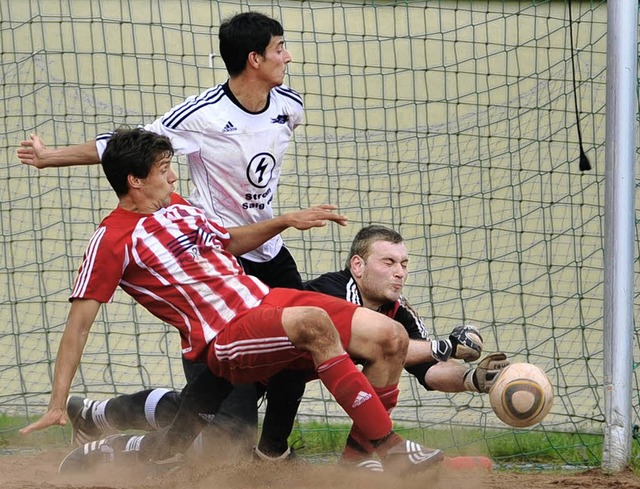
[1,449,639,489]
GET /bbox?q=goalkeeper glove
[449,324,483,362]
[431,324,484,363]
[431,338,454,362]
[463,352,510,393]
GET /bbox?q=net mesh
[1,0,636,465]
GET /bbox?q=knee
[379,321,409,358]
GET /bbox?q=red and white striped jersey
[70,193,270,362]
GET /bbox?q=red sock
[375,384,399,414]
[316,353,392,441]
[345,384,399,454]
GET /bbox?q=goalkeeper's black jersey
[304,269,433,388]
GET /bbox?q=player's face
[355,240,409,309]
[142,153,178,210]
[258,35,292,87]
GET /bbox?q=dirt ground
[1,449,639,489]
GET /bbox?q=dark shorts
[238,246,303,289]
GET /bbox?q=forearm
[48,300,100,411]
[225,205,346,256]
[405,339,435,366]
[422,361,468,393]
[48,330,87,410]
[226,215,289,256]
[40,140,101,168]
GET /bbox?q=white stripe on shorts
[214,336,295,361]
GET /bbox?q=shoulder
[272,84,303,110]
[81,219,130,269]
[159,84,228,130]
[304,270,352,299]
[394,296,429,339]
[96,209,138,246]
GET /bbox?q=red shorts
[206,288,358,384]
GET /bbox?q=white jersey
[96,82,303,262]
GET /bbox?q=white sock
[91,400,112,432]
[125,435,145,452]
[144,388,172,430]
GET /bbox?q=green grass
[3,413,639,472]
[0,413,70,452]
[289,421,640,470]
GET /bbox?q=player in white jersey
[95,77,303,263]
[20,128,444,474]
[18,12,311,458]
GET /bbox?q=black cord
[567,0,592,171]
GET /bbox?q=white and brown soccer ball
[489,362,553,428]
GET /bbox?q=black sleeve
[393,304,428,340]
[406,363,433,390]
[394,302,435,390]
[303,272,348,299]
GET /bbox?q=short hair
[219,12,284,76]
[346,225,404,268]
[101,127,174,197]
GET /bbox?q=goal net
[1,0,633,465]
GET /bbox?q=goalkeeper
[54,224,508,471]
[302,225,509,467]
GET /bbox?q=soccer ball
[489,362,553,428]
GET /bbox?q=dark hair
[346,225,404,268]
[101,127,174,197]
[219,12,284,76]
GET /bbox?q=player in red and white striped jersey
[23,128,444,474]
[55,225,505,472]
[70,194,271,364]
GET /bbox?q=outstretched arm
[17,134,101,169]
[225,204,348,257]
[405,324,484,365]
[20,299,101,435]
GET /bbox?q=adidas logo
[222,121,237,132]
[352,390,372,408]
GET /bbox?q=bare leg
[347,307,409,386]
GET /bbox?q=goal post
[1,0,637,470]
[602,0,638,473]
